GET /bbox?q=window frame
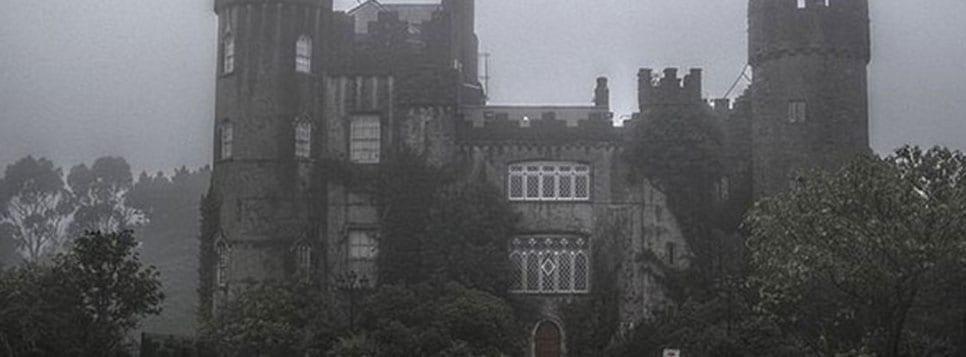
[215,239,231,288]
[788,100,807,123]
[349,114,382,164]
[219,120,234,160]
[347,229,379,287]
[508,161,591,202]
[294,117,312,159]
[509,235,590,295]
[222,33,235,75]
[294,242,312,275]
[295,35,312,74]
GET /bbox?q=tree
[746,146,966,356]
[67,156,146,237]
[0,156,73,261]
[203,281,340,356]
[0,231,164,355]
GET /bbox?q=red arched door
[534,321,562,357]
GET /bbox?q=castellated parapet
[638,68,703,111]
[749,0,870,66]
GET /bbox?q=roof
[347,0,442,34]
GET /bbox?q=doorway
[534,320,562,357]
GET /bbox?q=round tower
[208,0,333,293]
[748,0,870,197]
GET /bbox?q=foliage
[0,231,164,355]
[127,166,210,335]
[203,280,341,356]
[0,156,73,261]
[357,283,524,357]
[197,190,221,325]
[746,146,966,356]
[67,156,146,237]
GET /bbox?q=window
[223,34,235,74]
[509,236,589,294]
[348,230,378,286]
[295,243,312,274]
[215,240,230,287]
[296,35,312,73]
[350,115,381,164]
[666,242,676,266]
[788,100,807,123]
[715,176,730,201]
[220,121,233,160]
[295,118,312,159]
[508,162,590,201]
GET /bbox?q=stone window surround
[509,235,590,295]
[508,161,591,202]
[295,35,312,74]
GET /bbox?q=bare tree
[0,157,73,261]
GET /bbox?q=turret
[748,0,871,197]
[206,0,334,306]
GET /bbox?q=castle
[202,0,870,355]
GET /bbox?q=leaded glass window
[509,236,590,294]
[223,33,235,74]
[296,35,312,73]
[508,162,591,201]
[350,115,381,164]
[215,240,230,288]
[220,121,233,160]
[294,118,312,159]
[295,243,312,275]
[348,230,378,286]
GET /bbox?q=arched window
[215,238,231,288]
[223,33,235,74]
[510,236,590,294]
[294,242,312,275]
[294,117,312,159]
[296,35,312,73]
[508,162,590,201]
[219,120,233,160]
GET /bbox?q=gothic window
[350,115,381,164]
[508,162,591,201]
[295,242,312,275]
[348,230,378,287]
[788,100,807,123]
[294,118,312,159]
[220,120,233,160]
[296,35,312,73]
[509,236,590,294]
[666,242,677,266]
[215,239,230,288]
[223,33,235,74]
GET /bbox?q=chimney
[594,77,610,108]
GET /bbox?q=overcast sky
[1,0,964,174]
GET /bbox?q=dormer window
[508,162,591,201]
[296,35,312,73]
[223,33,235,74]
[219,120,233,160]
[294,118,312,159]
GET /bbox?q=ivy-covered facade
[201,0,871,355]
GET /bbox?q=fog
[1,0,964,174]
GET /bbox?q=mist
[1,0,964,173]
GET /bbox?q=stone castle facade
[202,0,870,354]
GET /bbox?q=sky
[0,0,964,175]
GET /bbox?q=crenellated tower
[207,0,334,299]
[748,0,871,197]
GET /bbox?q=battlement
[214,0,332,11]
[749,0,870,65]
[457,105,619,143]
[638,68,703,111]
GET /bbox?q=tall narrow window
[294,118,312,159]
[223,34,235,74]
[788,100,807,123]
[510,236,590,294]
[296,35,312,73]
[350,115,381,164]
[295,243,312,275]
[220,121,233,160]
[215,240,230,288]
[508,162,591,201]
[348,230,378,287]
